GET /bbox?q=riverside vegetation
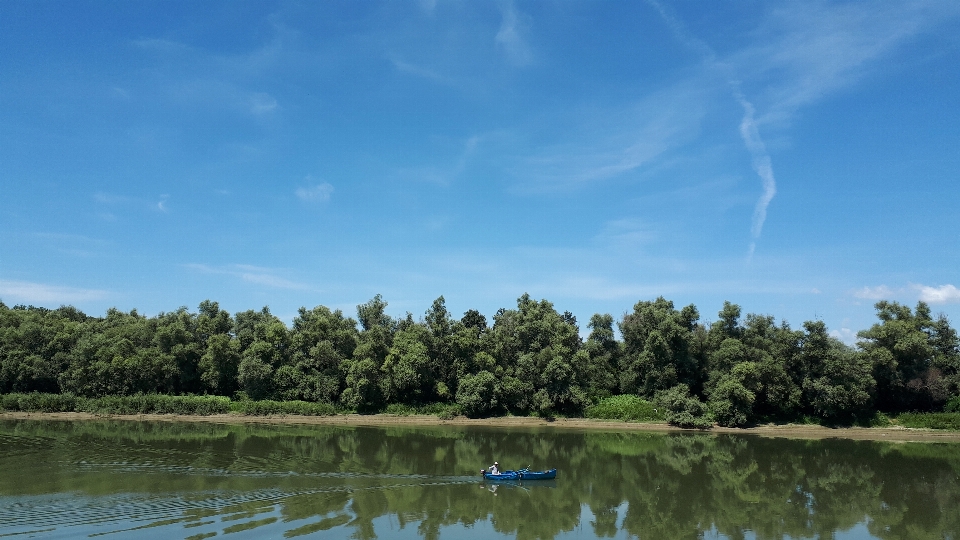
[2,294,960,429]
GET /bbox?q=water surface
[1,419,958,539]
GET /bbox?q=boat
[516,468,557,480]
[481,468,557,481]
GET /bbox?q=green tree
[58,308,178,396]
[446,309,490,397]
[340,295,394,412]
[423,296,456,400]
[380,323,433,404]
[858,301,956,411]
[152,307,203,394]
[800,320,874,422]
[485,294,588,415]
[0,304,87,394]
[196,301,239,395]
[277,306,358,402]
[199,333,239,395]
[235,307,289,400]
[583,313,620,400]
[618,297,700,397]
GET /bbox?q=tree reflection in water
[0,420,958,539]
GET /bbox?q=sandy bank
[3,411,959,442]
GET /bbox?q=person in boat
[487,461,500,475]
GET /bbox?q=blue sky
[2,0,960,342]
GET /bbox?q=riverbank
[4,411,960,442]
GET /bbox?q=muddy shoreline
[4,411,960,442]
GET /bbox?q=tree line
[1,294,958,425]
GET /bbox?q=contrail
[646,0,777,256]
[736,97,777,258]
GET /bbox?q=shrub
[230,399,336,416]
[656,385,713,429]
[945,396,960,413]
[896,412,960,431]
[0,392,78,412]
[75,394,231,415]
[456,371,498,418]
[586,395,665,422]
[436,404,461,420]
[379,402,461,418]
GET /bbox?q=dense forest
[1,294,959,426]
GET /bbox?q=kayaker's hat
[494,462,498,465]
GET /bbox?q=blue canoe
[482,468,557,481]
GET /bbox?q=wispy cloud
[647,1,959,255]
[95,192,171,214]
[593,218,657,249]
[644,0,717,64]
[31,232,109,258]
[739,1,960,125]
[133,32,284,119]
[496,1,533,66]
[418,0,437,15]
[397,134,482,186]
[509,84,709,191]
[249,92,278,115]
[185,263,316,291]
[647,0,780,256]
[0,280,108,305]
[295,181,334,202]
[390,55,450,84]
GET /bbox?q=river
[1,419,958,539]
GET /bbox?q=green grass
[895,412,960,431]
[585,395,666,422]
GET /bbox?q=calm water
[1,420,958,539]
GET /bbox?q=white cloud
[295,182,334,202]
[829,327,859,345]
[853,285,895,300]
[496,2,533,66]
[0,280,108,305]
[850,283,960,305]
[185,264,315,291]
[914,283,960,304]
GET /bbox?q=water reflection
[0,420,958,539]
